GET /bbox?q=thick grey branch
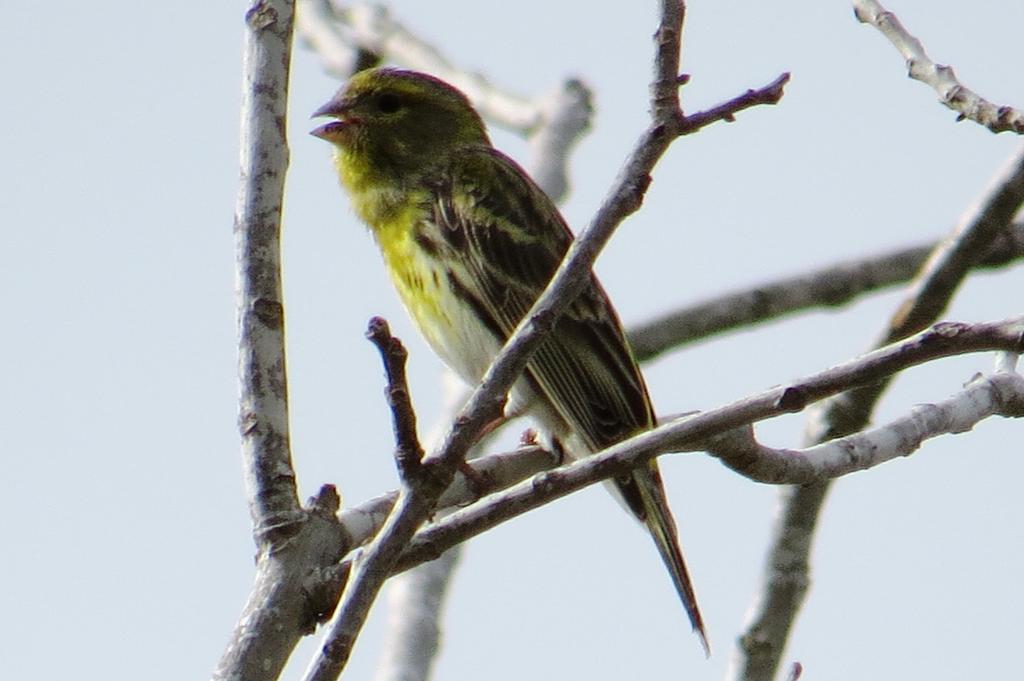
[215,4,327,681]
[234,0,301,542]
[853,0,1024,134]
[218,7,382,681]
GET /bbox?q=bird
[312,67,708,653]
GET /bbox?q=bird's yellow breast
[334,148,503,385]
[334,149,449,331]
[374,206,451,333]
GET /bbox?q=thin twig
[679,73,790,133]
[366,317,424,480]
[853,0,1024,134]
[730,144,1024,681]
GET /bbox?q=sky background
[3,1,1023,680]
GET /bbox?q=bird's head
[312,68,490,181]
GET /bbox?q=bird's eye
[376,93,402,114]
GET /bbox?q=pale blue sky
[3,2,1022,679]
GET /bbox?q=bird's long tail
[632,462,710,656]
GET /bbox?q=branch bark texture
[215,4,352,681]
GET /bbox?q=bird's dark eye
[376,93,402,114]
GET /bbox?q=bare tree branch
[234,0,301,545]
[214,4,340,681]
[731,143,1024,681]
[853,0,1024,134]
[307,315,1023,594]
[366,317,425,480]
[708,368,1024,484]
[389,317,1023,573]
[326,444,555,581]
[679,73,790,133]
[303,319,1024,591]
[630,221,1024,360]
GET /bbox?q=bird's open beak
[310,95,358,142]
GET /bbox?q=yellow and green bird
[312,67,707,652]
